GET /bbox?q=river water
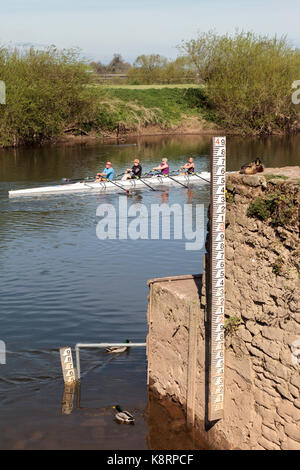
[0,134,299,449]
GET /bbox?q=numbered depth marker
[60,346,76,384]
[208,136,226,421]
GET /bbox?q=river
[0,134,299,449]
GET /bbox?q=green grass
[225,316,241,335]
[272,257,284,275]
[247,191,298,226]
[265,174,289,181]
[96,84,203,89]
[88,86,211,132]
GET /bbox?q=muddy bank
[56,119,224,147]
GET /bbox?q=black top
[187,164,195,174]
[131,164,142,178]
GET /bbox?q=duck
[254,158,264,173]
[113,405,135,424]
[240,158,264,175]
[105,340,130,354]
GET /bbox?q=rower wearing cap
[121,159,142,180]
[179,157,195,175]
[152,158,169,177]
[95,162,115,182]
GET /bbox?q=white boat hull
[8,173,211,197]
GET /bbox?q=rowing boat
[8,172,211,197]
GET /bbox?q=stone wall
[146,169,300,450]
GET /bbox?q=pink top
[160,163,169,175]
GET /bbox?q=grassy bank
[86,85,214,135]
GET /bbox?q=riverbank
[1,83,300,149]
[61,85,300,144]
[58,122,222,146]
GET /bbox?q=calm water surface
[0,134,299,449]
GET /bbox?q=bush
[247,191,298,226]
[179,31,300,134]
[0,46,95,146]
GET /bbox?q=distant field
[92,83,202,90]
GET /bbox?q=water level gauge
[208,136,226,421]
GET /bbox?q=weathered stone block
[261,326,283,342]
[289,383,300,399]
[290,374,300,389]
[252,335,281,360]
[258,436,280,450]
[275,384,293,401]
[277,400,300,422]
[284,423,300,443]
[261,424,280,445]
[263,356,289,381]
[281,437,300,450]
[245,320,261,336]
[238,325,252,343]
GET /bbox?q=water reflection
[146,391,207,450]
[59,381,207,449]
[61,383,76,415]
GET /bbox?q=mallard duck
[105,340,130,354]
[113,405,135,424]
[240,158,264,175]
[254,158,264,173]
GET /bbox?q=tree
[90,60,107,74]
[178,30,220,82]
[107,54,131,73]
[127,54,168,84]
[179,30,300,133]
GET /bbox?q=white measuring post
[60,346,76,384]
[208,136,226,421]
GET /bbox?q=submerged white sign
[96,197,205,250]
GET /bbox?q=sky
[1,0,300,63]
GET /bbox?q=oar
[104,178,131,194]
[62,171,125,184]
[174,169,210,185]
[190,172,210,184]
[176,169,210,184]
[165,174,189,188]
[135,176,156,191]
[62,176,94,184]
[144,170,189,188]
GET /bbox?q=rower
[151,158,169,177]
[95,162,115,182]
[179,157,195,175]
[121,159,142,181]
